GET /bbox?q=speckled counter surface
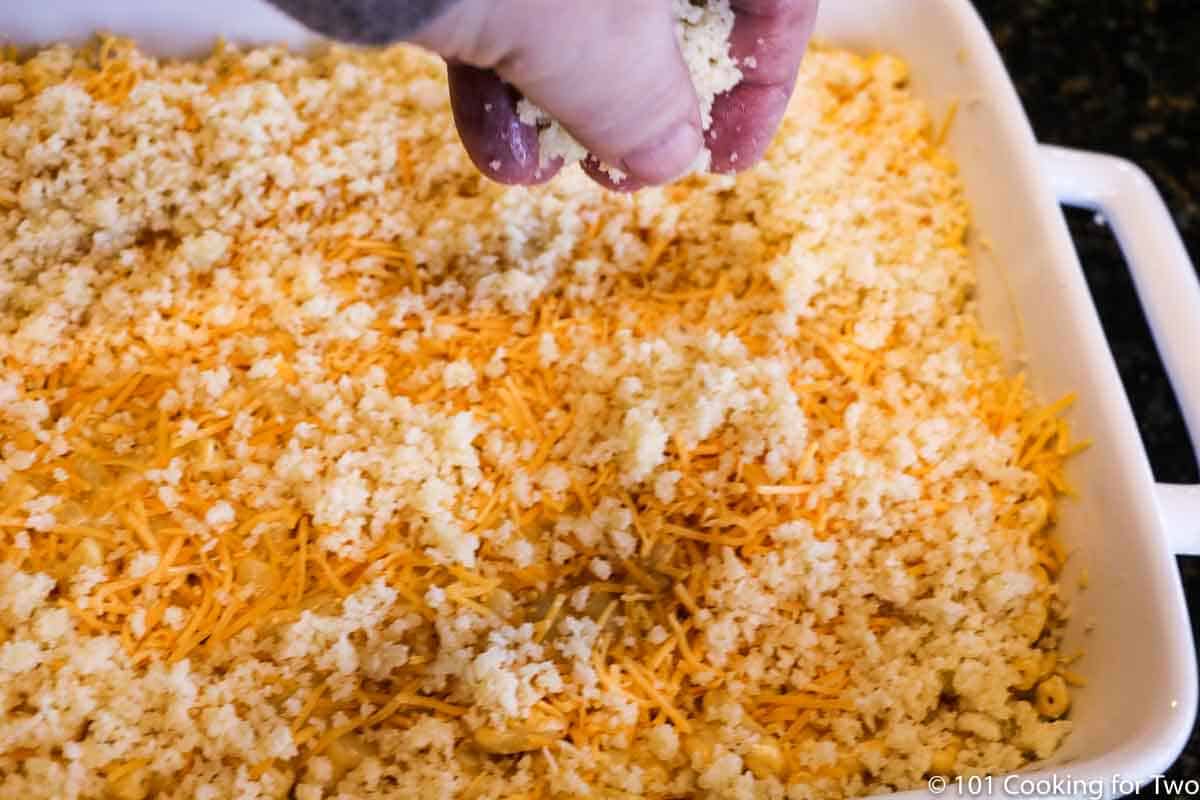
[972,0,1200,786]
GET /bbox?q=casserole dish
[3,0,1199,797]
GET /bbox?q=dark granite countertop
[972,0,1200,787]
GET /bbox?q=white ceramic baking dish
[4,0,1200,796]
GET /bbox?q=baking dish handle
[1039,145,1200,556]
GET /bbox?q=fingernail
[620,123,704,184]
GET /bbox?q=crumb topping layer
[0,38,1082,800]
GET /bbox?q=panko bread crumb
[0,36,1085,800]
[517,0,742,177]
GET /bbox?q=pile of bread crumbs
[0,36,1086,800]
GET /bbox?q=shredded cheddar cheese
[0,37,1085,800]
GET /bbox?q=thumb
[416,0,705,185]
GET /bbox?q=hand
[412,0,819,189]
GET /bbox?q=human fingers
[419,0,705,185]
[706,0,819,172]
[445,62,562,185]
